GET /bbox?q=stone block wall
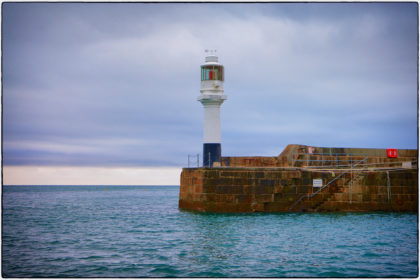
[221,145,418,168]
[180,168,302,212]
[221,157,280,167]
[317,170,418,212]
[179,167,418,213]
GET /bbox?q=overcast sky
[2,3,418,178]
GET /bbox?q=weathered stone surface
[255,194,273,203]
[179,145,418,213]
[236,194,254,203]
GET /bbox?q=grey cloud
[2,3,417,167]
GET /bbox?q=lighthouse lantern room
[198,50,227,167]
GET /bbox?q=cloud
[2,3,417,168]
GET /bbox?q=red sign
[387,148,398,158]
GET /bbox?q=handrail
[289,157,368,211]
[292,152,368,169]
[187,154,200,168]
[295,152,369,156]
[302,159,418,170]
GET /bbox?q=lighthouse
[198,50,227,167]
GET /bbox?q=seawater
[2,185,418,277]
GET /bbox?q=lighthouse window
[201,65,224,81]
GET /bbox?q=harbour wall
[179,145,418,213]
[221,144,418,168]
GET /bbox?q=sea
[2,185,418,278]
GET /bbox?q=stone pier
[179,145,418,213]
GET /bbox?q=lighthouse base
[203,143,221,167]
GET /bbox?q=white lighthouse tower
[198,50,227,167]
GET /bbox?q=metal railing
[204,152,212,168]
[289,157,368,211]
[187,153,213,167]
[292,152,369,168]
[187,154,200,168]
